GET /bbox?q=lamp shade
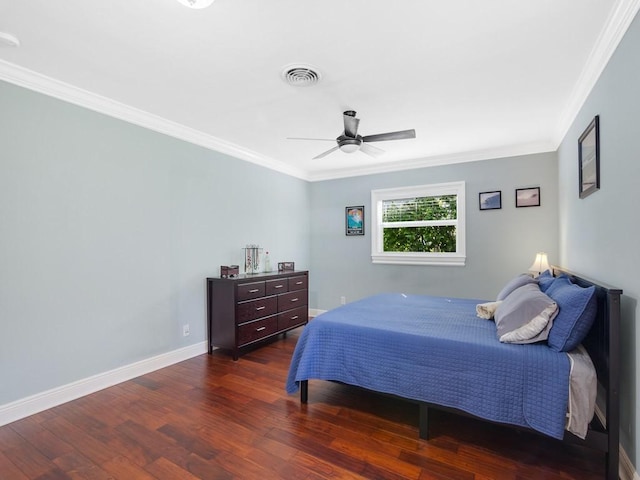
[529,252,550,276]
[176,0,214,8]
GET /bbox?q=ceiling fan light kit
[0,32,20,47]
[338,137,361,153]
[176,0,214,9]
[288,110,416,159]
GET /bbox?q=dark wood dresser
[206,270,309,359]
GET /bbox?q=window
[371,181,466,266]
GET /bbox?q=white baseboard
[309,308,327,317]
[0,341,208,427]
[620,446,639,480]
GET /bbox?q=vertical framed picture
[515,187,540,208]
[479,191,502,210]
[579,115,600,199]
[345,206,364,236]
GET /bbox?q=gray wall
[0,80,310,405]
[557,9,640,469]
[310,152,559,310]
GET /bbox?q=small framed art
[579,115,600,199]
[345,206,364,236]
[515,187,540,208]
[479,191,501,210]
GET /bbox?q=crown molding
[306,141,557,182]
[0,60,309,181]
[554,0,640,145]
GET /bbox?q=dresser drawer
[278,306,308,331]
[265,278,288,295]
[237,316,278,346]
[288,275,308,292]
[236,296,277,324]
[278,290,307,312]
[237,281,265,301]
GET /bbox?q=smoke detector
[281,64,321,87]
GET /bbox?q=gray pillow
[494,283,558,344]
[496,273,537,301]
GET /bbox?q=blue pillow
[545,276,597,352]
[496,274,537,301]
[537,270,555,292]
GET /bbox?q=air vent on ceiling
[282,64,321,87]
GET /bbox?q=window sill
[371,253,466,266]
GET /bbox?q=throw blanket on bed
[286,293,571,439]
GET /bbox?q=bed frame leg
[606,443,619,480]
[300,380,308,404]
[419,403,430,440]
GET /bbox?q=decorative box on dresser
[207,270,309,360]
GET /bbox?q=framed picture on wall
[579,115,600,199]
[345,206,364,236]
[479,191,502,210]
[515,187,541,208]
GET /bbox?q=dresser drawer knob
[255,306,266,311]
[295,281,303,285]
[290,298,299,302]
[256,326,266,332]
[290,315,299,320]
[274,285,283,289]
[248,289,260,293]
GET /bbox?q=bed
[286,266,621,480]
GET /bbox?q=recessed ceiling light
[281,64,322,87]
[0,32,20,47]
[176,0,214,9]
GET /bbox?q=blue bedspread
[286,293,571,439]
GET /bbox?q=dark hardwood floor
[0,329,606,479]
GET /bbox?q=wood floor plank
[143,456,204,480]
[0,328,607,479]
[52,451,113,480]
[3,439,68,479]
[0,451,30,480]
[100,455,158,480]
[39,416,116,466]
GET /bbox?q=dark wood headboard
[551,265,622,480]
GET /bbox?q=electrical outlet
[182,324,190,337]
[340,296,346,305]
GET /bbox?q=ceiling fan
[288,110,416,159]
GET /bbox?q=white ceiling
[0,0,638,181]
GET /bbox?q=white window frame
[371,181,466,266]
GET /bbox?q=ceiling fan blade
[287,137,335,141]
[362,129,416,143]
[359,142,385,158]
[343,112,360,138]
[312,146,340,160]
